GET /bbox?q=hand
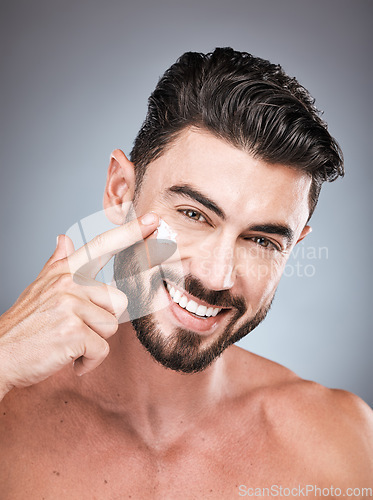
[0,212,159,400]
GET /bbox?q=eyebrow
[166,184,226,220]
[165,183,295,245]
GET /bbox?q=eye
[179,209,207,223]
[246,236,280,251]
[255,237,271,248]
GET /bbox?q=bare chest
[1,406,322,499]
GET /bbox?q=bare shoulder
[229,346,373,484]
[274,379,373,484]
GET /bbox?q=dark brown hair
[131,47,344,220]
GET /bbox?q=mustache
[160,269,247,315]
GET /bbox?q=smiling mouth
[163,281,227,319]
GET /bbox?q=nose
[190,233,236,291]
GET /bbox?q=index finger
[67,212,159,278]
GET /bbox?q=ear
[296,225,312,245]
[103,149,136,224]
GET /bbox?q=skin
[0,128,372,499]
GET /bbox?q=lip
[163,281,232,335]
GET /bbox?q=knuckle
[59,316,84,335]
[54,273,75,291]
[98,339,110,360]
[55,292,78,310]
[96,314,118,337]
[60,273,75,287]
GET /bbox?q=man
[0,48,372,498]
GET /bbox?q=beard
[130,292,273,374]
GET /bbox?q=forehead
[142,127,311,229]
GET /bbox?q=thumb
[44,234,75,268]
[54,234,75,261]
[37,235,75,278]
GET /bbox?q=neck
[78,321,231,445]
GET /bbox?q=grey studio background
[1,0,372,405]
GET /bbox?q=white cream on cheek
[156,218,178,243]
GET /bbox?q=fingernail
[141,212,158,225]
[56,235,60,247]
[151,211,162,227]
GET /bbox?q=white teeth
[173,289,182,304]
[186,300,198,314]
[195,305,207,317]
[165,283,222,318]
[179,295,188,308]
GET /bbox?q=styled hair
[130,47,344,220]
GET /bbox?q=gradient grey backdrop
[1,0,372,405]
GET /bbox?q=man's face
[114,127,311,373]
